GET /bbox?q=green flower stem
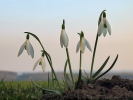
[40,45,61,90]
[24,32,61,89]
[89,10,106,83]
[38,40,61,89]
[40,46,61,89]
[78,50,82,85]
[80,51,82,69]
[79,35,82,69]
[75,36,82,89]
[65,48,75,86]
[45,52,61,89]
[90,34,99,83]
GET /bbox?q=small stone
[88,84,94,88]
[112,75,121,80]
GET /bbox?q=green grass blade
[51,70,54,89]
[64,59,73,87]
[0,74,6,85]
[62,77,67,87]
[93,54,118,83]
[48,72,50,89]
[92,56,110,79]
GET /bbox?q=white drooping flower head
[97,11,111,37]
[33,53,46,72]
[18,34,34,58]
[60,19,69,48]
[76,31,92,53]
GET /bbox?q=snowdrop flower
[76,32,92,53]
[33,53,46,72]
[60,19,69,48]
[97,12,111,37]
[18,34,34,58]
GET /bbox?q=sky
[0,0,133,73]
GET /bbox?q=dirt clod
[41,75,133,100]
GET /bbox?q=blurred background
[0,0,133,80]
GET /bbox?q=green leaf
[92,56,110,79]
[83,69,89,79]
[61,78,67,87]
[30,78,62,96]
[74,73,88,84]
[31,95,38,99]
[93,54,118,83]
[65,74,73,86]
[75,69,82,89]
[64,59,73,87]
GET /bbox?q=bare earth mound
[41,75,133,100]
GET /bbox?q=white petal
[29,42,34,58]
[97,21,104,36]
[61,29,69,48]
[60,30,63,48]
[76,41,80,53]
[26,40,31,55]
[103,28,107,37]
[18,41,26,57]
[65,34,69,48]
[81,37,85,53]
[33,58,40,71]
[85,39,92,52]
[41,57,46,72]
[106,19,111,35]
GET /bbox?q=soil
[41,75,133,100]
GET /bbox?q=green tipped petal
[97,12,111,37]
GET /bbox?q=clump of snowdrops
[18,10,118,95]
